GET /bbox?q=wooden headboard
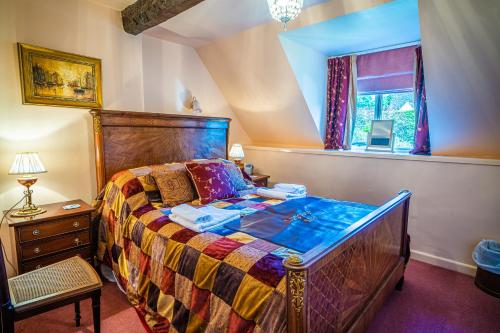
[90,109,231,191]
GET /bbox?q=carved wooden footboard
[285,191,411,333]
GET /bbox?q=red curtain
[411,47,431,155]
[325,56,351,150]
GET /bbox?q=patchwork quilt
[95,167,294,333]
[95,166,376,332]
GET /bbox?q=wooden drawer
[21,231,89,260]
[18,214,89,242]
[22,246,91,273]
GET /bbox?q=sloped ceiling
[197,0,396,147]
[197,22,323,147]
[158,0,329,46]
[280,0,420,57]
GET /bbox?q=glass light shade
[9,152,47,175]
[229,144,245,159]
[267,0,304,28]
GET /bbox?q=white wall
[245,147,500,275]
[0,0,144,211]
[0,0,249,276]
[0,0,145,277]
[420,0,500,158]
[279,36,328,139]
[141,36,250,145]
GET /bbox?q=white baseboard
[411,250,477,277]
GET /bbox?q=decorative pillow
[220,160,249,191]
[185,161,239,204]
[114,166,163,203]
[185,158,248,190]
[152,164,196,207]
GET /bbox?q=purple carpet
[15,259,500,332]
[368,260,500,333]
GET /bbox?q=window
[352,91,415,150]
[351,46,417,151]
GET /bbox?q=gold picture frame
[18,43,102,108]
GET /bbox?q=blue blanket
[223,196,377,253]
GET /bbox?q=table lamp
[9,152,47,217]
[229,144,245,167]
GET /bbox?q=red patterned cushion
[185,162,239,204]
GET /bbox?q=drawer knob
[35,264,43,270]
[32,229,40,236]
[33,247,41,254]
[74,238,81,246]
[72,221,80,228]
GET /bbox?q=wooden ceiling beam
[122,0,205,35]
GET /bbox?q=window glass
[352,95,376,147]
[352,92,415,150]
[381,92,415,150]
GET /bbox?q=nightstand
[6,199,94,274]
[250,174,270,187]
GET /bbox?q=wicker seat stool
[0,250,102,333]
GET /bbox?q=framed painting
[18,43,102,108]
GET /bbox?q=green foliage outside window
[352,91,416,150]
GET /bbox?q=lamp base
[10,176,46,218]
[11,206,46,217]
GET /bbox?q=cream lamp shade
[9,152,47,175]
[229,144,245,159]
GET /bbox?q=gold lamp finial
[9,152,47,217]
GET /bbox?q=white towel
[274,183,307,194]
[199,205,240,221]
[169,213,240,232]
[256,188,306,200]
[171,204,211,224]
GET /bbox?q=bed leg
[395,276,405,291]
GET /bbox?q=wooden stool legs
[74,301,81,327]
[92,291,101,333]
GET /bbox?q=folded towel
[256,188,306,200]
[274,183,307,194]
[169,213,240,232]
[199,205,240,221]
[171,204,212,224]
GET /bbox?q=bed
[90,109,411,333]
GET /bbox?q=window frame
[354,89,416,151]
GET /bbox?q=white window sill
[244,145,500,166]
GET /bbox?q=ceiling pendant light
[267,0,304,31]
